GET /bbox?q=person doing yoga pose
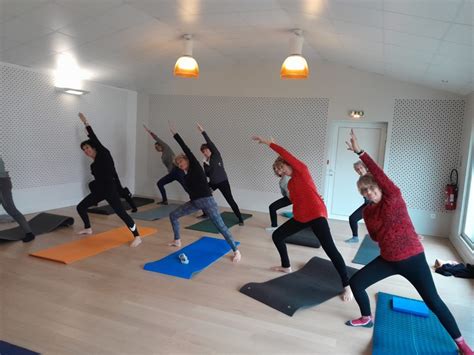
[345,129,472,355]
[144,124,187,205]
[76,113,142,248]
[265,157,292,232]
[345,160,369,243]
[168,121,241,263]
[0,156,35,242]
[252,135,353,302]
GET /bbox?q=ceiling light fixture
[174,34,199,78]
[349,110,365,119]
[281,29,309,80]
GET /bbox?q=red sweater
[360,152,424,261]
[270,143,327,222]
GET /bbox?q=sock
[22,232,35,243]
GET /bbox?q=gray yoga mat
[88,197,154,215]
[0,214,14,223]
[352,235,380,265]
[240,256,358,316]
[286,227,321,248]
[0,212,74,241]
[131,204,181,221]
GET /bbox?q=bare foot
[232,250,241,263]
[168,240,181,247]
[78,228,93,235]
[130,236,142,248]
[271,266,292,273]
[341,286,353,302]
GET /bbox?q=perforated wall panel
[388,99,464,212]
[0,64,130,189]
[148,95,329,194]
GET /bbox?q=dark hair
[80,139,96,150]
[200,143,209,152]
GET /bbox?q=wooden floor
[0,201,472,355]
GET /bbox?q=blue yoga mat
[144,236,240,279]
[373,292,457,355]
[0,341,39,355]
[392,295,429,317]
[352,235,380,265]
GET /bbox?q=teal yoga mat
[373,292,457,355]
[143,236,240,279]
[131,204,181,221]
[185,212,252,233]
[352,235,380,265]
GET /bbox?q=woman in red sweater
[345,130,472,355]
[252,136,353,302]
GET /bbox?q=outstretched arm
[252,136,307,172]
[346,129,399,196]
[79,113,104,149]
[144,124,171,151]
[197,123,220,156]
[169,121,199,166]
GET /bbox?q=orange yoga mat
[30,226,157,264]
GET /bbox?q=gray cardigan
[149,131,175,172]
[0,157,8,178]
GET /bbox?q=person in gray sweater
[144,125,187,205]
[0,157,35,242]
[266,157,292,232]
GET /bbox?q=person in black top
[197,123,244,225]
[76,113,142,247]
[167,121,241,263]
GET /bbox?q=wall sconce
[55,87,90,96]
[349,110,364,119]
[54,54,89,95]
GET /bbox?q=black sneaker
[157,200,169,205]
[22,233,36,243]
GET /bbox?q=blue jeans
[157,167,187,201]
[169,196,238,251]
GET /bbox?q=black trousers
[269,196,292,227]
[350,252,461,339]
[77,186,135,231]
[272,217,350,287]
[210,180,243,222]
[349,201,368,237]
[89,179,137,210]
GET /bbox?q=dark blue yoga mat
[0,341,39,355]
[352,235,380,265]
[143,236,240,279]
[373,292,457,355]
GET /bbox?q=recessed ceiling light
[441,80,449,83]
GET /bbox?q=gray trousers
[0,177,32,234]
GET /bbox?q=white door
[325,122,387,220]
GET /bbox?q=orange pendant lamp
[281,29,309,79]
[174,34,199,78]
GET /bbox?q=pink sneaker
[345,316,373,328]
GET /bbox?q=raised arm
[79,113,105,149]
[197,123,220,156]
[252,136,307,172]
[169,121,199,166]
[346,129,399,196]
[143,124,172,151]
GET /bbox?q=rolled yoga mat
[352,235,380,265]
[144,236,240,279]
[0,340,39,355]
[185,212,252,233]
[240,256,358,316]
[286,227,321,248]
[30,226,157,264]
[87,197,154,215]
[373,292,457,355]
[0,213,74,241]
[131,204,182,221]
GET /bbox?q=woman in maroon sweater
[345,130,472,355]
[253,136,352,302]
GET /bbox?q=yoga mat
[240,257,358,316]
[131,204,181,221]
[88,197,154,215]
[185,212,252,233]
[352,235,380,265]
[0,214,14,223]
[0,341,39,355]
[30,226,157,264]
[280,211,293,219]
[286,227,321,248]
[373,292,457,355]
[0,213,74,241]
[144,236,240,279]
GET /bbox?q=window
[461,141,474,248]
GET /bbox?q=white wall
[136,61,466,238]
[450,92,474,263]
[0,62,138,215]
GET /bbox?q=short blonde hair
[357,174,378,194]
[174,153,188,166]
[353,160,367,169]
[272,156,287,176]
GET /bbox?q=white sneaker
[265,226,278,233]
[78,228,93,235]
[130,236,142,248]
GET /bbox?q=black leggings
[210,180,243,222]
[350,252,461,339]
[269,196,292,227]
[77,187,136,233]
[349,201,367,237]
[272,217,350,287]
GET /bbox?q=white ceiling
[0,0,473,94]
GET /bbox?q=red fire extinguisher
[445,169,458,211]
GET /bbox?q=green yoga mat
[185,212,252,233]
[352,235,380,265]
